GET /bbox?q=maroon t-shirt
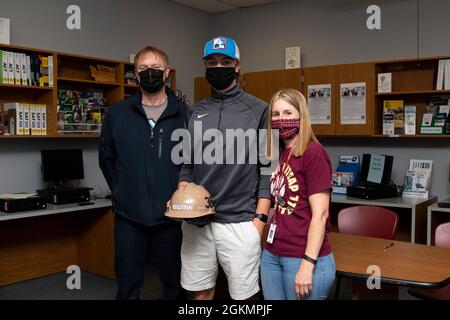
[265,141,333,258]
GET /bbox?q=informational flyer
[340,82,366,125]
[307,84,331,124]
[285,47,301,69]
[0,17,10,45]
[367,154,385,184]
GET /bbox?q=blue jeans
[261,249,336,300]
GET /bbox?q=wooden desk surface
[329,232,450,288]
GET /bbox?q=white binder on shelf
[7,51,14,84]
[36,105,42,135]
[40,104,47,135]
[14,52,21,85]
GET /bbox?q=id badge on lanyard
[269,147,294,244]
[267,223,277,244]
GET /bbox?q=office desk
[331,195,437,244]
[0,199,114,286]
[329,232,450,289]
[427,201,450,245]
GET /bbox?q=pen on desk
[384,242,394,251]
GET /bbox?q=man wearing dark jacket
[99,46,187,300]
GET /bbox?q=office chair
[408,222,450,300]
[335,205,399,299]
[337,205,399,239]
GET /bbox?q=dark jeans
[115,215,186,300]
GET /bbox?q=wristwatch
[254,213,268,223]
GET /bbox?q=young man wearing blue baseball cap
[178,36,271,300]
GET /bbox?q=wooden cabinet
[334,62,375,136]
[272,69,301,96]
[242,70,273,103]
[243,69,301,103]
[302,65,336,136]
[302,63,374,137]
[192,55,450,139]
[194,77,211,103]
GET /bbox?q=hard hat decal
[172,204,193,211]
[165,183,215,219]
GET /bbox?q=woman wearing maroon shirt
[261,89,336,300]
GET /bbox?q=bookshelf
[0,44,176,139]
[374,55,450,137]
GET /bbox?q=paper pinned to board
[0,17,10,45]
[340,82,366,125]
[308,84,331,124]
[285,47,300,69]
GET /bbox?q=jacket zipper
[158,128,164,159]
[218,97,224,130]
[150,127,154,148]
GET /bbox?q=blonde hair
[134,46,169,69]
[267,89,319,158]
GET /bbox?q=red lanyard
[272,146,295,219]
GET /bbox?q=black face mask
[138,68,165,94]
[205,67,237,91]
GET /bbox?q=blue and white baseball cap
[203,36,240,61]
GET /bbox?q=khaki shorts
[180,220,261,300]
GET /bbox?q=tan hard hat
[165,183,215,219]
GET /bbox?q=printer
[347,154,400,200]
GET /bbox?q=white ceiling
[169,0,280,13]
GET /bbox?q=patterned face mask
[271,119,300,140]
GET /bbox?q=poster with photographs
[307,84,331,124]
[340,82,366,125]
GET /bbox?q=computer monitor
[41,149,84,185]
[360,154,394,186]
